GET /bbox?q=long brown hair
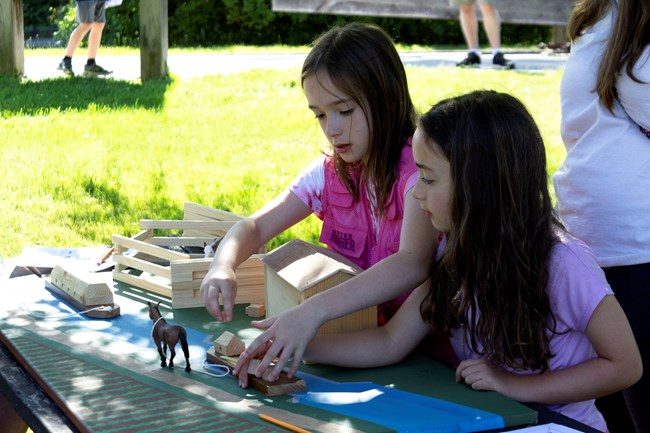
[301,22,417,215]
[568,0,650,110]
[419,91,560,371]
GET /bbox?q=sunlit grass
[0,55,564,258]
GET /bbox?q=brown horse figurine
[147,301,191,372]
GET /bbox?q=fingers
[200,274,237,322]
[222,296,235,322]
[251,316,276,330]
[456,358,482,383]
[202,284,224,321]
[455,359,500,391]
[286,349,305,379]
[237,358,251,388]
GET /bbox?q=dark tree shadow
[0,75,172,115]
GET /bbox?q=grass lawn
[0,48,564,259]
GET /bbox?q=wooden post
[552,25,568,45]
[0,0,24,76]
[139,0,168,80]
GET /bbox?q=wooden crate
[262,239,377,337]
[112,202,265,309]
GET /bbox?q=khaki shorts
[450,0,495,6]
[75,0,107,24]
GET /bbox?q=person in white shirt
[552,0,650,431]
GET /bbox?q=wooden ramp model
[46,265,120,318]
[206,331,306,396]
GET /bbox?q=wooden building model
[261,239,376,337]
[112,202,265,309]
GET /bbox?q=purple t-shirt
[449,230,612,431]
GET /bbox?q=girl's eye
[420,177,434,185]
[314,113,325,120]
[340,108,353,115]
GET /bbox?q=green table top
[1,274,537,433]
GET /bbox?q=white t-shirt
[552,3,650,267]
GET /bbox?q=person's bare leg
[65,22,92,57]
[86,22,105,60]
[459,3,480,50]
[479,3,501,50]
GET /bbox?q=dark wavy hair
[418,90,561,371]
[301,22,417,215]
[567,0,650,111]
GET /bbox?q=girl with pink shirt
[202,22,441,375]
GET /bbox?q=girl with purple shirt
[238,91,642,432]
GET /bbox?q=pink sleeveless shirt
[291,140,417,323]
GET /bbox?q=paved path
[23,50,567,81]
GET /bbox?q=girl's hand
[200,266,237,322]
[234,305,322,381]
[456,358,512,394]
[234,340,273,388]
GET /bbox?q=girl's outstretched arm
[235,190,437,380]
[456,295,642,404]
[234,283,432,388]
[200,190,312,321]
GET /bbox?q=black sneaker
[83,63,113,77]
[57,60,74,77]
[493,52,515,69]
[456,52,481,67]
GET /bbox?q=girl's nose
[411,181,424,201]
[325,116,343,139]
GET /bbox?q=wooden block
[245,303,265,318]
[206,348,306,396]
[214,331,245,356]
[47,265,120,318]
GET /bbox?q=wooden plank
[272,0,573,25]
[111,271,172,297]
[0,0,24,76]
[112,234,190,261]
[113,253,172,279]
[139,219,236,232]
[147,236,216,247]
[206,348,307,396]
[183,202,244,222]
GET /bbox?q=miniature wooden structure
[206,331,307,396]
[213,331,244,357]
[112,202,265,309]
[262,239,376,337]
[47,265,120,318]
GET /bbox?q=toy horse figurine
[147,301,191,372]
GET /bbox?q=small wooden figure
[245,302,265,318]
[147,301,191,372]
[214,331,245,357]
